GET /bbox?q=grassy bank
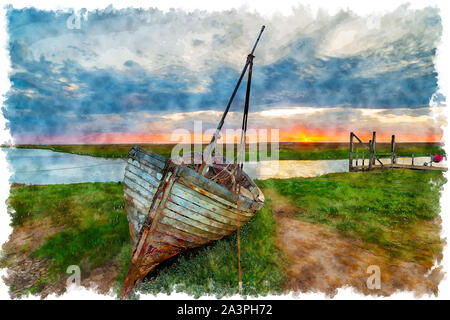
[258,169,445,266]
[9,142,446,160]
[2,169,445,297]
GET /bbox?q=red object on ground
[433,154,443,163]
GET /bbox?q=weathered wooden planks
[121,145,265,297]
[123,147,164,246]
[352,164,447,172]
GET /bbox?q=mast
[211,25,264,141]
[200,26,265,174]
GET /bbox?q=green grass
[278,142,445,160]
[33,219,129,274]
[257,169,445,263]
[9,142,446,160]
[7,182,129,277]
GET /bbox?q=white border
[0,0,449,300]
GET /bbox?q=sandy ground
[1,218,120,298]
[274,210,443,297]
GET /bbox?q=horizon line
[3,141,445,146]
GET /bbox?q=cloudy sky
[2,4,446,143]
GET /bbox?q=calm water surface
[2,148,127,184]
[1,148,446,185]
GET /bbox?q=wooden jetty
[352,163,447,172]
[349,132,447,172]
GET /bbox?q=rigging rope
[233,54,253,296]
[235,180,243,295]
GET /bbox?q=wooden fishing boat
[120,26,266,298]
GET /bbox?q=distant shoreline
[2,142,445,161]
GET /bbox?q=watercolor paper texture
[0,1,448,299]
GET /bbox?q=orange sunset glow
[17,127,444,144]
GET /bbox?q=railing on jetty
[349,131,385,172]
[349,132,447,172]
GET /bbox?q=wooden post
[356,150,359,166]
[362,151,365,167]
[412,154,414,166]
[430,154,433,167]
[349,132,354,171]
[372,131,376,165]
[390,135,395,168]
[368,139,373,170]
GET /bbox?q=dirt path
[1,219,120,298]
[274,211,443,296]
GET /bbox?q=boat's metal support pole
[236,55,253,167]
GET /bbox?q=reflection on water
[2,148,446,185]
[2,148,126,184]
[244,159,349,180]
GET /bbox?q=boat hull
[123,146,166,247]
[121,146,264,297]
